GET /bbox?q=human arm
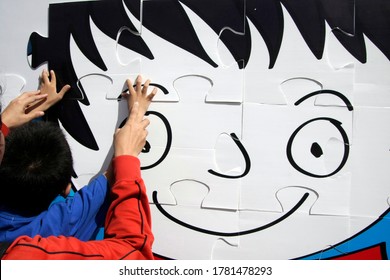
[1,156,154,260]
[122,75,158,117]
[102,75,157,182]
[1,80,156,260]
[0,90,47,134]
[30,77,156,241]
[25,69,70,114]
[38,174,110,241]
[0,70,70,133]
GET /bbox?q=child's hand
[122,75,158,117]
[25,69,70,114]
[1,90,47,129]
[114,102,150,157]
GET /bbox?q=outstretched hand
[114,102,150,157]
[114,75,158,158]
[1,90,47,129]
[122,75,158,117]
[1,69,70,129]
[25,69,70,114]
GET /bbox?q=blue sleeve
[45,174,110,241]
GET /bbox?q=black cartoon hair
[28,0,390,152]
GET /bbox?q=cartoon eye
[118,111,172,170]
[286,90,353,178]
[286,117,350,178]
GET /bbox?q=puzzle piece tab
[211,208,350,259]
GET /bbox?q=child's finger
[50,70,57,84]
[26,110,45,120]
[135,75,142,93]
[57,85,71,99]
[21,91,46,106]
[41,69,50,84]
[126,78,136,97]
[148,87,158,101]
[142,79,151,94]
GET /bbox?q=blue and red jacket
[0,174,109,242]
[1,156,154,260]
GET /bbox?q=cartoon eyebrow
[122,83,169,96]
[294,89,354,111]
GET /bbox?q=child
[0,74,156,244]
[0,121,110,241]
[0,69,110,242]
[2,99,155,260]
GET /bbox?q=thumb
[27,111,45,121]
[58,85,71,98]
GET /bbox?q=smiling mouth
[152,191,310,237]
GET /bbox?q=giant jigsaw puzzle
[1,0,390,259]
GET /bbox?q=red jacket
[1,156,154,260]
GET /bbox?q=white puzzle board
[1,0,390,260]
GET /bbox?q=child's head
[0,121,73,216]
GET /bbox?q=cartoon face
[1,0,390,259]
